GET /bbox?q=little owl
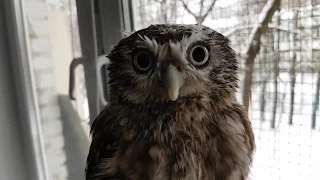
[85,24,255,180]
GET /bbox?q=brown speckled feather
[85,24,255,180]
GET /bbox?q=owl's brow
[137,32,204,59]
[137,34,160,55]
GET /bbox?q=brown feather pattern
[85,24,255,180]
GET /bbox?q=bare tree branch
[169,0,178,23]
[179,0,197,17]
[241,0,281,111]
[180,0,217,24]
[223,24,302,37]
[199,0,206,16]
[225,23,320,50]
[202,0,218,22]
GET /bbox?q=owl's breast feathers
[85,94,255,180]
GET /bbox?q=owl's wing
[85,106,123,180]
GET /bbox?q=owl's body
[86,24,255,180]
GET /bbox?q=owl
[85,24,255,180]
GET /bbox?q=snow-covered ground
[248,72,320,180]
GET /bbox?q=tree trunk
[260,43,268,121]
[288,55,296,125]
[311,71,320,129]
[271,10,280,128]
[241,0,281,111]
[160,0,168,23]
[260,77,267,121]
[139,0,146,27]
[170,0,177,23]
[288,7,300,125]
[311,0,319,129]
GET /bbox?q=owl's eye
[133,51,153,73]
[189,45,209,67]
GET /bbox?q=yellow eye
[189,45,209,67]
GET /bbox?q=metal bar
[96,0,127,112]
[3,0,49,179]
[121,0,133,32]
[96,55,109,107]
[69,57,83,100]
[98,0,125,53]
[74,0,134,124]
[128,0,135,31]
[75,0,100,124]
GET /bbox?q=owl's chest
[117,117,242,180]
[147,113,216,179]
[113,102,249,180]
[119,114,212,177]
[134,101,213,141]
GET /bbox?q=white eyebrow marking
[138,34,160,55]
[138,31,203,64]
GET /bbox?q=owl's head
[107,24,238,104]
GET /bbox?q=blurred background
[0,0,319,180]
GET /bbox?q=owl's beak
[162,64,184,101]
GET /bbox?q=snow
[247,72,320,180]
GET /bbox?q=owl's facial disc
[162,64,184,101]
